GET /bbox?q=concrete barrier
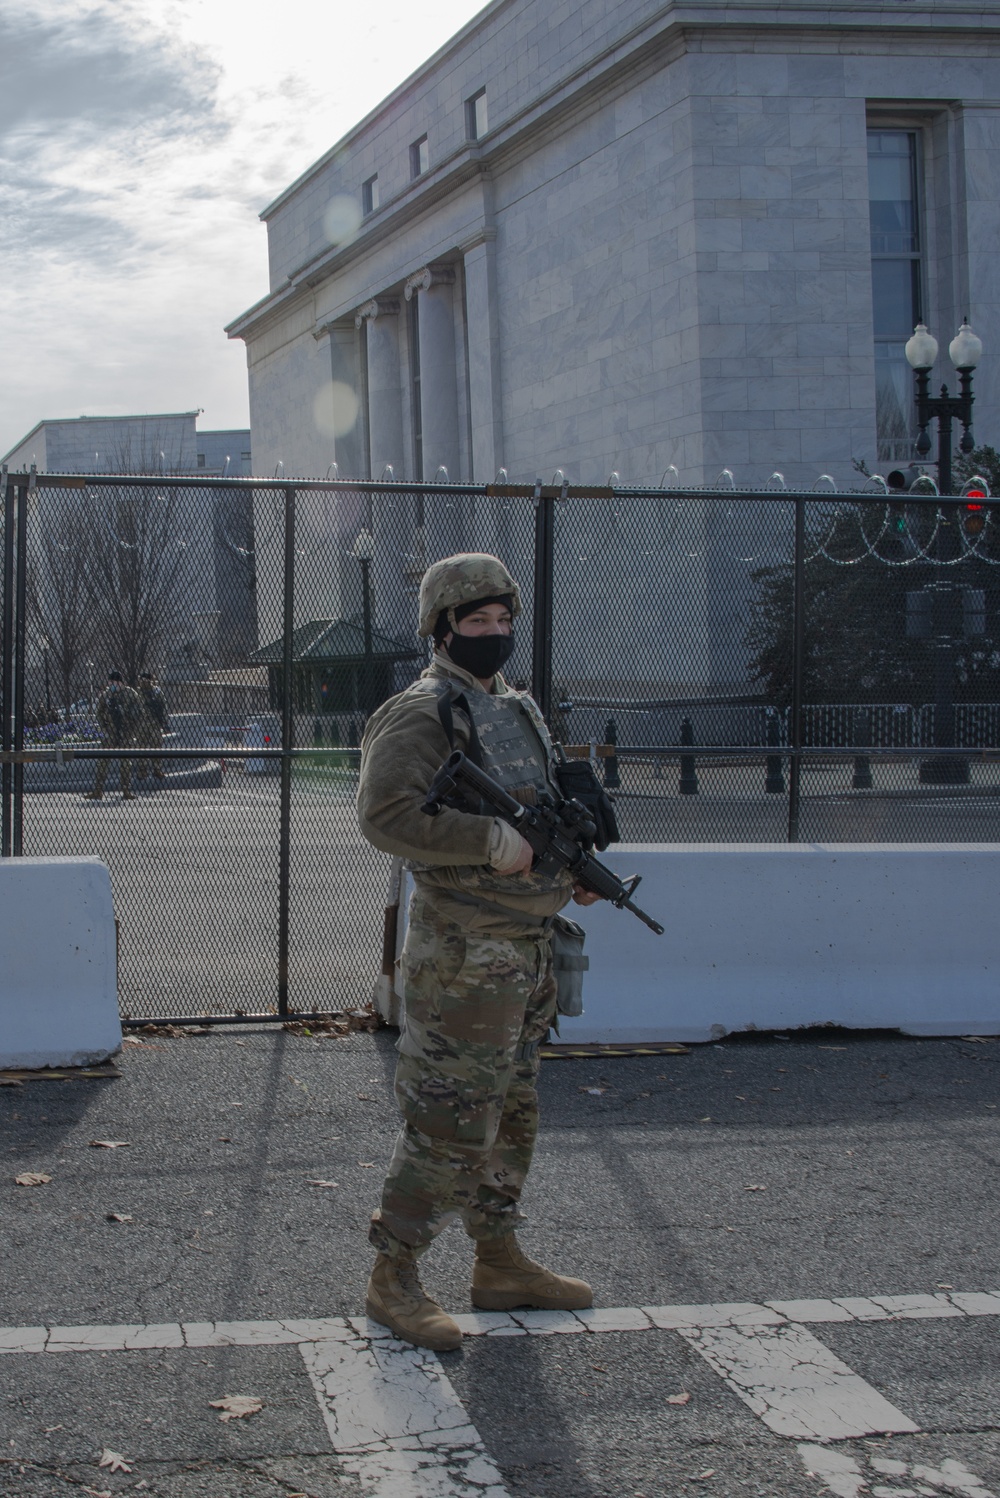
[560,843,1000,1044]
[0,857,121,1068]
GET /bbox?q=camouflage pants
[369,906,557,1259]
[92,747,131,795]
[133,726,163,779]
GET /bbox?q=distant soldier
[135,671,170,784]
[82,671,143,802]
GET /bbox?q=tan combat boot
[471,1234,593,1311]
[365,1252,462,1352]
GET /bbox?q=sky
[0,0,488,457]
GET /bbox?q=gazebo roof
[250,617,421,666]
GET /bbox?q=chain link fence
[2,472,999,1021]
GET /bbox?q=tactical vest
[409,678,570,901]
[435,681,555,804]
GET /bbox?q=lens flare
[313,380,359,438]
[322,195,362,246]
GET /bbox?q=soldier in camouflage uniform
[82,670,143,801]
[356,553,600,1351]
[135,672,170,784]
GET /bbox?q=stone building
[3,414,258,703]
[226,0,1000,703]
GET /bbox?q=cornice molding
[458,228,498,255]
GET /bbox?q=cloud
[0,0,491,457]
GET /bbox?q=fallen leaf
[217,1137,232,1143]
[356,1094,375,1101]
[936,1282,954,1290]
[744,1184,766,1192]
[694,1471,716,1481]
[960,1035,990,1043]
[82,1488,112,1497]
[90,1141,130,1150]
[590,1364,608,1372]
[583,1087,606,1096]
[666,1390,691,1405]
[106,1213,133,1223]
[98,1449,132,1473]
[122,1037,144,1046]
[307,1179,340,1188]
[15,1172,51,1186]
[43,1426,64,1433]
[357,1161,374,1168]
[209,1395,263,1422]
[699,1116,712,1122]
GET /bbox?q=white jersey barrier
[0,857,121,1068]
[561,843,999,1044]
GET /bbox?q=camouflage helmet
[417,553,522,639]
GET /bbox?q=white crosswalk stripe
[2,1290,999,1497]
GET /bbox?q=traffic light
[886,465,928,492]
[963,495,988,537]
[961,480,990,538]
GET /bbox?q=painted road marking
[301,1322,507,1498]
[3,1293,999,1498]
[799,1443,997,1498]
[676,1321,919,1440]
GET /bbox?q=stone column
[404,265,460,481]
[461,231,503,481]
[315,320,365,480]
[355,298,404,479]
[355,298,417,639]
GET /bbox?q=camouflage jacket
[139,684,169,732]
[357,654,574,936]
[95,685,143,743]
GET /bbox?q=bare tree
[85,485,187,683]
[27,497,96,715]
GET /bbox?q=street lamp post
[352,529,375,719]
[904,321,984,786]
[904,320,982,495]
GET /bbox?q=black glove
[554,758,620,851]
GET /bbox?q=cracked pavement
[2,1024,999,1496]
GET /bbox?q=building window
[362,174,379,216]
[868,129,923,464]
[410,135,429,179]
[197,453,206,467]
[408,295,423,480]
[466,88,488,140]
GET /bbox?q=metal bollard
[852,708,873,790]
[678,716,699,795]
[603,717,621,789]
[765,711,785,794]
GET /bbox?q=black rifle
[422,750,664,935]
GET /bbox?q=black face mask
[446,630,516,679]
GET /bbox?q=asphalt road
[2,1025,999,1497]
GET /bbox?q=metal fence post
[277,484,296,1016]
[787,494,806,842]
[531,481,554,723]
[1,471,13,857]
[12,476,28,855]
